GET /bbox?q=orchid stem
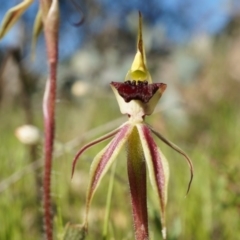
[41,0,59,239]
[102,161,117,240]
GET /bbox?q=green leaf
[31,8,43,60]
[0,0,33,39]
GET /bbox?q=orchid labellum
[72,12,193,240]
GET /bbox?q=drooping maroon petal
[71,125,125,178]
[127,126,148,240]
[149,125,194,195]
[137,124,169,239]
[84,123,134,227]
[111,81,167,117]
[111,81,166,103]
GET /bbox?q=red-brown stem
[40,0,59,239]
[43,64,57,240]
[41,0,52,19]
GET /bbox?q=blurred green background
[0,1,240,240]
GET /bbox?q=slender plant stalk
[40,0,59,239]
[102,161,117,240]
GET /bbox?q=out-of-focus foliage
[0,1,240,240]
[0,0,239,73]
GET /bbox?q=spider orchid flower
[72,13,193,240]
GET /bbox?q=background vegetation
[0,2,240,240]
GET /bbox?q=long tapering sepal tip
[71,127,121,178]
[149,126,194,195]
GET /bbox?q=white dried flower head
[15,125,41,145]
[71,81,90,97]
